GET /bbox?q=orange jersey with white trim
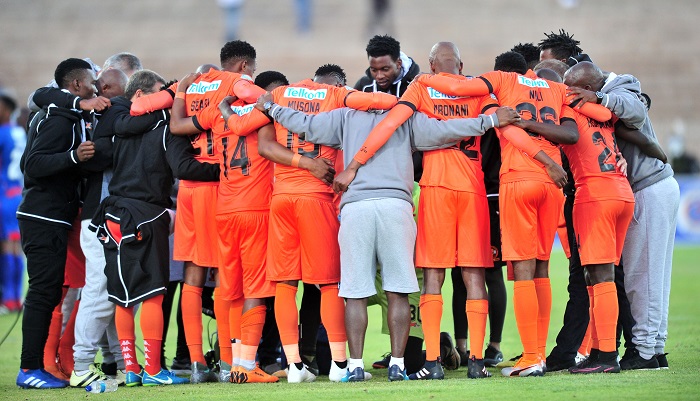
[270,79,367,196]
[479,70,574,183]
[193,102,274,214]
[183,70,265,187]
[562,114,633,204]
[399,76,497,193]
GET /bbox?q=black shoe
[620,349,659,371]
[440,333,460,370]
[171,357,192,375]
[387,364,409,381]
[467,356,492,379]
[569,349,600,372]
[99,362,117,376]
[483,345,503,367]
[655,353,669,369]
[570,352,620,374]
[457,349,470,367]
[545,356,576,372]
[372,352,391,369]
[301,354,320,377]
[408,359,444,380]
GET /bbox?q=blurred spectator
[218,0,245,41]
[668,119,700,174]
[295,0,311,33]
[366,0,394,39]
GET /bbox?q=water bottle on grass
[85,379,118,393]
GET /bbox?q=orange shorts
[64,216,85,288]
[557,202,571,259]
[173,185,219,267]
[216,211,276,301]
[416,187,492,268]
[500,180,564,261]
[267,194,340,284]
[573,199,634,266]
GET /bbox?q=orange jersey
[193,102,274,214]
[183,70,265,187]
[399,76,498,193]
[562,114,634,204]
[269,79,378,197]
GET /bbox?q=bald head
[97,68,128,98]
[428,42,462,75]
[534,59,569,80]
[535,68,562,83]
[196,64,220,74]
[563,61,605,90]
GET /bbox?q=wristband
[175,92,186,100]
[291,154,302,168]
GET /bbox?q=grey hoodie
[269,105,498,210]
[600,73,673,192]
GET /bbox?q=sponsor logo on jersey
[427,87,464,100]
[283,87,327,100]
[230,104,255,116]
[241,74,253,82]
[517,76,550,88]
[186,80,222,94]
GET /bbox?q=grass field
[1,247,699,400]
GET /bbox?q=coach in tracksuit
[15,58,99,389]
[261,93,518,382]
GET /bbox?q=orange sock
[534,278,551,360]
[593,282,618,352]
[43,287,68,369]
[240,305,267,365]
[420,293,443,361]
[115,306,138,373]
[586,286,599,350]
[58,299,79,374]
[229,297,243,365]
[579,286,594,355]
[275,283,300,364]
[320,285,347,362]
[513,280,539,363]
[214,288,233,365]
[182,284,205,364]
[466,299,488,359]
[141,295,164,376]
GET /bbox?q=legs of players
[275,280,301,365]
[586,263,617,355]
[181,263,209,365]
[345,297,368,360]
[451,267,468,357]
[420,268,445,363]
[461,267,488,360]
[512,259,539,364]
[534,260,552,361]
[485,266,506,351]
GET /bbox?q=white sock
[348,358,364,371]
[389,356,405,371]
[240,358,256,370]
[74,369,89,376]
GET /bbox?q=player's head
[0,90,17,124]
[511,42,540,70]
[124,70,166,102]
[55,58,98,99]
[313,64,347,87]
[538,29,582,62]
[563,61,605,91]
[493,51,527,75]
[97,68,128,98]
[220,40,257,77]
[535,68,562,83]
[534,59,569,79]
[254,71,289,91]
[428,42,462,75]
[103,52,143,77]
[365,35,402,90]
[196,64,220,74]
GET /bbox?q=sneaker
[655,353,669,369]
[170,357,192,375]
[235,365,280,383]
[570,352,620,374]
[301,354,320,376]
[545,356,576,372]
[619,349,659,371]
[287,363,316,383]
[483,345,504,367]
[408,359,444,380]
[340,367,365,382]
[261,362,287,378]
[372,352,391,369]
[457,349,470,367]
[69,363,109,387]
[99,362,117,376]
[387,364,408,381]
[499,353,522,367]
[467,356,492,379]
[17,368,69,389]
[190,361,218,383]
[142,369,190,386]
[440,332,461,370]
[125,369,144,387]
[575,352,588,365]
[114,370,127,386]
[329,361,348,382]
[218,361,232,383]
[501,358,544,377]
